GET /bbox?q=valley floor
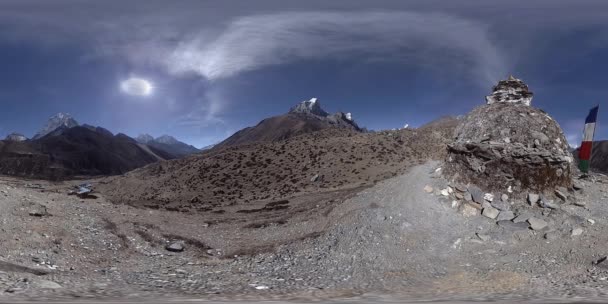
[2,162,608,302]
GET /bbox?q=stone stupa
[444,76,573,196]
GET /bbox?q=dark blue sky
[0,0,607,148]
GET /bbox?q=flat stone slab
[497,220,529,230]
[497,210,515,221]
[528,217,548,230]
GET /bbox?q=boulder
[165,242,185,252]
[528,193,540,206]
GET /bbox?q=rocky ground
[3,160,608,302]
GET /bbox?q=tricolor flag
[579,105,599,173]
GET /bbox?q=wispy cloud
[166,11,507,85]
[173,89,226,128]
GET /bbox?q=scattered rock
[573,182,583,191]
[513,213,532,223]
[468,186,485,204]
[528,193,540,206]
[476,233,491,242]
[423,185,434,193]
[28,203,48,217]
[594,256,608,267]
[35,279,63,289]
[165,242,185,252]
[464,192,473,202]
[501,194,508,202]
[310,174,320,182]
[497,220,529,230]
[588,219,596,225]
[555,188,567,201]
[571,227,583,236]
[454,192,464,200]
[454,184,467,192]
[484,193,494,202]
[528,217,548,230]
[541,199,560,210]
[460,203,479,217]
[574,201,586,207]
[440,188,449,196]
[544,231,560,240]
[491,199,510,211]
[497,210,515,221]
[482,206,500,219]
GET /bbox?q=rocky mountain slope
[136,134,200,158]
[99,116,458,212]
[214,98,361,149]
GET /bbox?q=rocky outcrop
[445,77,573,195]
[485,75,533,106]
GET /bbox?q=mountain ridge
[215,97,361,149]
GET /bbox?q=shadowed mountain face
[0,112,187,180]
[0,126,175,180]
[215,98,360,149]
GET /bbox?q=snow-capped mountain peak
[155,135,179,145]
[5,132,27,142]
[289,97,329,117]
[136,134,154,144]
[33,112,79,139]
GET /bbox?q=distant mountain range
[0,113,199,179]
[136,134,200,158]
[214,97,360,148]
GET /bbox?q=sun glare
[120,77,154,97]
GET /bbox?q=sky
[0,0,607,148]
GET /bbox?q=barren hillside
[99,118,458,212]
